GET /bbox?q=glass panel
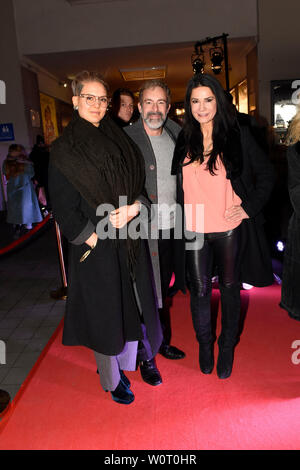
[271,80,299,145]
[238,80,248,114]
[230,88,237,108]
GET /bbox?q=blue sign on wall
[0,123,14,142]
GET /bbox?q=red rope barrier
[0,214,51,256]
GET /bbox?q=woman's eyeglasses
[79,94,110,107]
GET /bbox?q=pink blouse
[183,156,242,233]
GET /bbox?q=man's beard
[141,111,166,130]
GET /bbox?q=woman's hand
[85,232,98,248]
[109,201,141,229]
[225,205,249,223]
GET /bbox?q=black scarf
[51,111,145,277]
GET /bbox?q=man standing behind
[125,80,185,386]
[111,88,135,127]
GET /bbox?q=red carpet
[0,284,300,450]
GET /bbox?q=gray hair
[71,71,109,96]
[139,79,171,105]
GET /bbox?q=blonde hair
[286,107,300,145]
[71,71,109,96]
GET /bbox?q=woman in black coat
[171,74,274,379]
[280,110,300,321]
[48,71,162,405]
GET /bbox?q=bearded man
[125,80,185,387]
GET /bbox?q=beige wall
[13,0,257,54]
[257,0,300,124]
[0,2,29,151]
[247,46,258,118]
[0,1,28,209]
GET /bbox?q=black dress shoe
[217,348,234,379]
[110,380,135,405]
[199,343,214,374]
[159,344,186,360]
[140,358,162,386]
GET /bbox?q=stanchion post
[54,221,67,288]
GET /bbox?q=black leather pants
[186,226,241,349]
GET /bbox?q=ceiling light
[120,66,166,82]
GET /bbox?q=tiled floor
[0,221,64,401]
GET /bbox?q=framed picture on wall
[40,93,59,146]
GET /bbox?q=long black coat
[171,125,275,291]
[280,142,300,321]
[48,162,163,356]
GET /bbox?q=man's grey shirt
[148,128,177,230]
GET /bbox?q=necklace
[203,143,213,157]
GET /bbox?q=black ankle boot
[217,348,234,379]
[110,380,135,405]
[199,343,214,374]
[119,370,131,388]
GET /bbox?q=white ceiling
[66,0,127,3]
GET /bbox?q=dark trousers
[158,229,175,346]
[185,227,241,349]
[136,229,174,361]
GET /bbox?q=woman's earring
[74,105,78,110]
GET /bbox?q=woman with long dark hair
[172,74,274,379]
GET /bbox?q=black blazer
[280,141,300,320]
[171,125,275,290]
